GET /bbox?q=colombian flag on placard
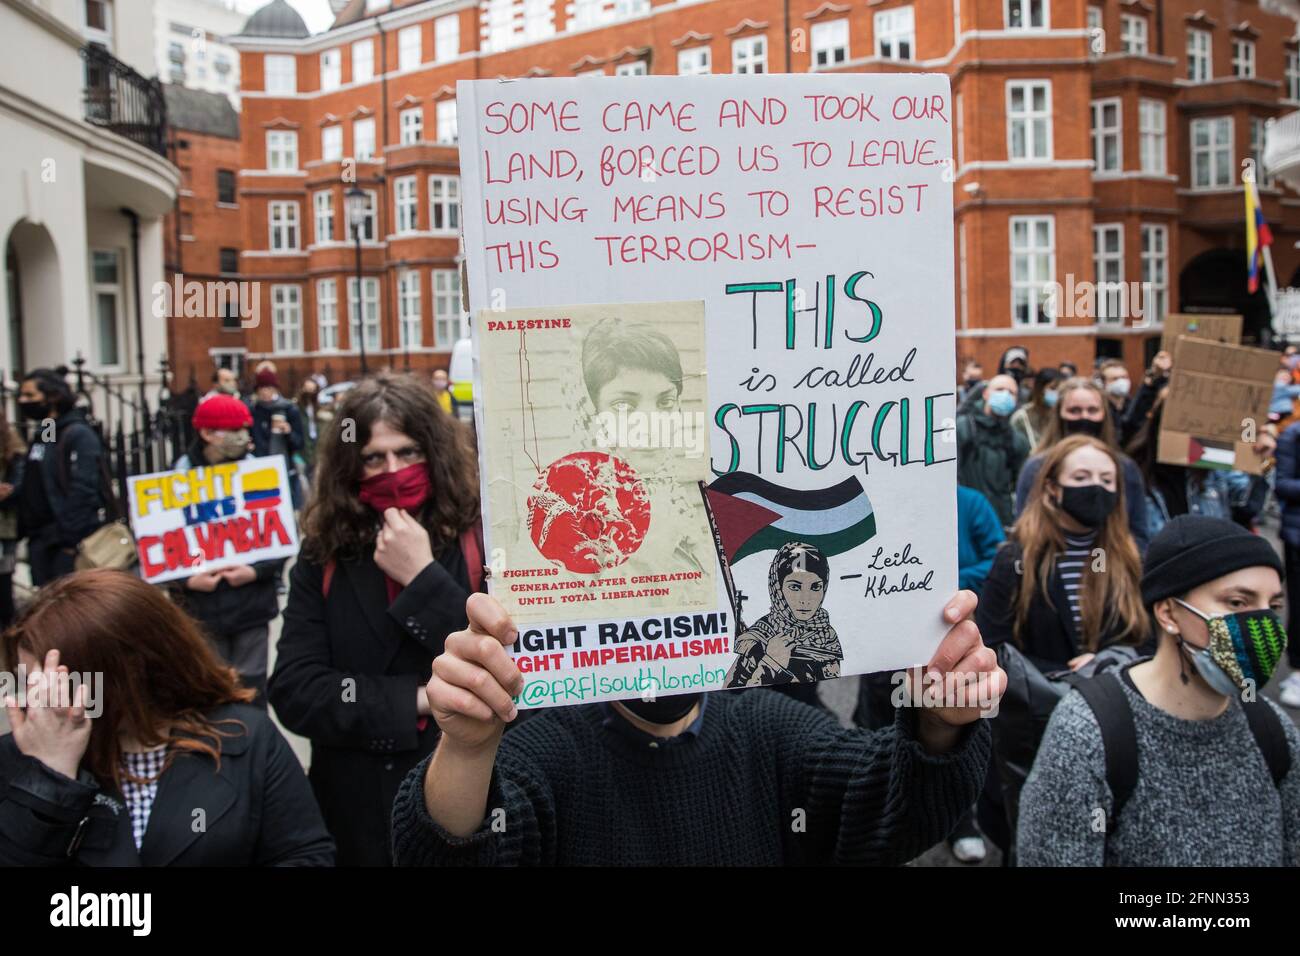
[1246,178,1273,294]
[242,467,282,510]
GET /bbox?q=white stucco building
[0,0,179,400]
[154,0,246,106]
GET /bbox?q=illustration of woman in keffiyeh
[724,542,843,688]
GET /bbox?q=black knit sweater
[391,689,990,865]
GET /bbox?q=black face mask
[1059,484,1118,528]
[16,400,47,422]
[1006,366,1026,384]
[1063,417,1104,438]
[620,692,701,725]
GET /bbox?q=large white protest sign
[459,74,957,709]
[128,455,299,584]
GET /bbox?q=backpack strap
[1070,672,1139,830]
[460,521,486,594]
[322,559,336,599]
[1241,698,1292,788]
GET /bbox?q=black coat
[0,703,334,865]
[20,409,108,546]
[975,540,1133,673]
[268,544,476,866]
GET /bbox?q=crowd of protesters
[0,343,1295,868]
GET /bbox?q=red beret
[193,394,252,431]
[254,369,280,389]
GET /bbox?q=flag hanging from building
[1246,178,1274,294]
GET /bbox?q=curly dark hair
[301,372,479,563]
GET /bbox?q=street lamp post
[345,186,369,377]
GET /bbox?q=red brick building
[163,85,245,388]
[225,0,1300,388]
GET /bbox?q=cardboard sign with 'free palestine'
[459,74,958,709]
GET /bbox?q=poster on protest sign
[1158,337,1276,474]
[459,74,958,709]
[476,300,716,625]
[1159,313,1242,353]
[128,455,299,584]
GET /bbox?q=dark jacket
[956,411,1029,527]
[268,540,479,866]
[168,442,285,635]
[0,703,334,865]
[975,540,1134,672]
[1273,421,1300,548]
[20,408,108,546]
[0,449,26,541]
[1015,452,1150,554]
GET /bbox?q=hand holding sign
[426,593,523,749]
[185,569,224,593]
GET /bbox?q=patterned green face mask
[1176,600,1288,692]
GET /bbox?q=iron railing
[80,44,168,157]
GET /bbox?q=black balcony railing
[80,44,168,157]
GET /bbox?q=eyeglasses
[361,445,425,469]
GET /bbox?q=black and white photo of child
[724,542,844,687]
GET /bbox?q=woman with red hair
[0,570,334,865]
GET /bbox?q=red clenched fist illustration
[526,451,651,573]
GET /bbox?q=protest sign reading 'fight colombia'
[459,73,958,709]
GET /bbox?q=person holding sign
[169,395,285,706]
[1017,516,1299,866]
[0,570,334,865]
[389,588,1002,866]
[975,434,1149,853]
[268,374,485,866]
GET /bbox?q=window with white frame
[265,54,295,93]
[1007,80,1051,161]
[433,269,462,347]
[1010,216,1055,326]
[732,36,766,74]
[1140,224,1168,322]
[1251,117,1272,187]
[436,99,457,143]
[1093,224,1124,324]
[875,8,914,61]
[399,270,422,348]
[394,176,418,233]
[1191,116,1232,188]
[571,0,602,28]
[1138,99,1166,174]
[615,61,648,76]
[347,276,381,350]
[1006,0,1046,30]
[320,48,341,90]
[352,39,374,83]
[313,190,334,244]
[1087,6,1102,58]
[678,47,711,75]
[429,175,460,232]
[400,107,423,144]
[1120,15,1147,54]
[399,25,421,71]
[524,0,553,40]
[272,285,302,353]
[811,18,849,67]
[321,124,342,162]
[435,14,459,61]
[266,130,297,170]
[1091,98,1122,174]
[351,190,377,240]
[1187,29,1211,82]
[317,278,339,350]
[353,117,375,161]
[269,201,299,251]
[91,249,122,367]
[485,0,514,50]
[84,0,114,49]
[1288,50,1300,101]
[1233,38,1255,78]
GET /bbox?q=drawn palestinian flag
[704,472,876,564]
[241,467,282,510]
[1187,436,1236,471]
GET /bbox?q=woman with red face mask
[268,373,483,865]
